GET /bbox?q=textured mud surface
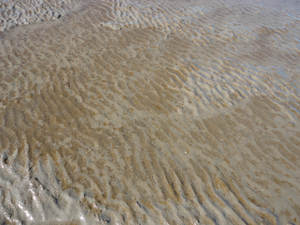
[0,0,300,224]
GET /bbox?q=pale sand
[0,0,300,224]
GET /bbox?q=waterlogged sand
[0,0,300,224]
[0,0,82,31]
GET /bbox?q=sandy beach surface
[0,0,300,224]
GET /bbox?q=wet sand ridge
[0,0,300,224]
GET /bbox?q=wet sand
[0,0,300,224]
[0,0,81,31]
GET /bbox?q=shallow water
[0,0,300,224]
[0,0,81,31]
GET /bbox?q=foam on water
[0,0,300,224]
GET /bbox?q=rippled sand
[0,0,300,224]
[0,0,82,31]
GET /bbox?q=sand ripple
[0,0,82,31]
[0,0,300,224]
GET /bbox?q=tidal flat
[0,0,300,224]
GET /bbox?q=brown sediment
[0,0,300,224]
